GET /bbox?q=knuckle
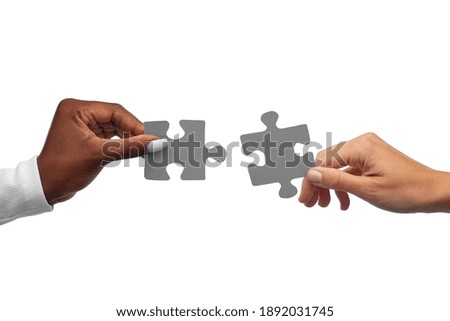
[355,132,379,150]
[110,102,125,111]
[56,98,81,116]
[362,132,380,142]
[57,98,74,111]
[333,170,343,189]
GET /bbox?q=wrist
[424,170,450,213]
[37,154,67,205]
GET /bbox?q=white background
[1,1,450,320]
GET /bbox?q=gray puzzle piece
[240,111,314,198]
[144,120,226,180]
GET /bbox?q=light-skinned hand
[299,133,450,213]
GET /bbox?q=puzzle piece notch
[241,111,314,198]
[144,120,226,181]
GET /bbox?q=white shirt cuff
[0,156,53,225]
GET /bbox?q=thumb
[101,134,159,162]
[306,167,369,196]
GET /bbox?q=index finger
[315,135,370,169]
[86,101,145,136]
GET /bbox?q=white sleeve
[0,156,53,225]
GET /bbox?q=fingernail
[308,169,323,184]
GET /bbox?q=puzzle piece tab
[144,120,226,180]
[240,111,314,198]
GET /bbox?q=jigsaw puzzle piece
[145,166,171,180]
[248,152,313,198]
[240,111,314,198]
[261,111,310,148]
[240,131,267,156]
[145,119,222,181]
[241,112,310,158]
[177,120,205,180]
[203,145,227,163]
[260,111,279,129]
[144,121,172,180]
[272,124,310,145]
[240,111,277,155]
[144,121,170,140]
